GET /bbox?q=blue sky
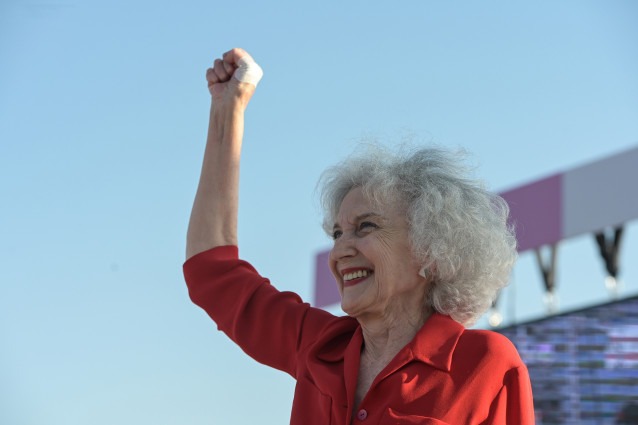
[1,1,638,424]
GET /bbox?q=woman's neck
[351,306,433,414]
[358,306,433,363]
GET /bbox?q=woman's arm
[183,50,341,376]
[186,48,262,260]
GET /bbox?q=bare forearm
[185,48,261,260]
[186,101,246,259]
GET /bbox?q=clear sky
[1,1,638,424]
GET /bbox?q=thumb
[234,56,264,87]
[222,48,263,87]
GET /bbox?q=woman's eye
[332,230,343,240]
[359,221,378,231]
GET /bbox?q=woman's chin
[340,298,357,317]
[340,297,370,318]
[339,278,376,317]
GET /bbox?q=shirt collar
[407,312,465,372]
[316,312,464,373]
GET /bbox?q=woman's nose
[329,233,357,261]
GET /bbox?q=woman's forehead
[336,188,374,217]
[335,188,402,225]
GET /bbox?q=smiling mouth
[342,269,373,287]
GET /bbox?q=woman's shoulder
[456,327,525,368]
[308,313,359,345]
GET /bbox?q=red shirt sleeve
[183,246,337,378]
[483,364,535,424]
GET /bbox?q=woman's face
[329,187,428,320]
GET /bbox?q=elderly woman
[184,48,535,424]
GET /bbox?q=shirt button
[357,409,368,420]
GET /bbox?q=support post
[488,293,503,327]
[594,226,624,298]
[535,243,559,314]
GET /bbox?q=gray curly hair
[318,144,517,327]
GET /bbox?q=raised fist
[206,48,263,105]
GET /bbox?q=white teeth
[343,270,372,281]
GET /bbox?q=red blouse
[184,246,535,425]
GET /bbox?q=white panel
[563,146,638,238]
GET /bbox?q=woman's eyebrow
[356,212,384,221]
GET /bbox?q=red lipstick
[341,267,373,288]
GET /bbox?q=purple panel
[313,249,341,308]
[499,174,563,252]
